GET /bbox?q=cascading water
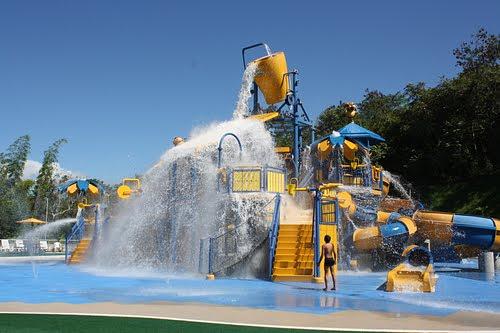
[21,217,77,278]
[382,170,413,202]
[90,64,281,275]
[233,62,257,119]
[91,119,281,274]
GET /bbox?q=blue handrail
[268,194,281,279]
[65,214,86,263]
[203,194,279,275]
[313,191,321,278]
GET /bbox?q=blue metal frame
[313,191,321,278]
[312,194,340,278]
[65,214,86,263]
[267,194,281,280]
[242,43,313,181]
[217,133,243,169]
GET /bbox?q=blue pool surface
[0,262,499,316]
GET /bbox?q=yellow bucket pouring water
[251,52,289,105]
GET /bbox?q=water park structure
[1,42,500,332]
[56,43,500,291]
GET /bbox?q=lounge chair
[1,239,12,252]
[39,240,48,252]
[15,239,25,252]
[53,241,61,252]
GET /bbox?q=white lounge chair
[39,240,48,251]
[1,239,12,252]
[15,239,25,252]
[53,241,61,252]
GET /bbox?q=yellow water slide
[385,245,437,293]
[413,211,500,254]
[353,210,500,255]
[353,212,417,251]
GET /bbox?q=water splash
[382,170,412,201]
[233,62,257,119]
[20,217,76,278]
[91,117,281,275]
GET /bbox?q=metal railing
[64,214,85,263]
[267,194,281,279]
[0,239,65,254]
[341,165,372,187]
[218,165,286,194]
[313,193,340,277]
[200,194,280,276]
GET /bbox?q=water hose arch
[217,132,243,168]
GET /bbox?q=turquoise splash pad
[0,262,498,316]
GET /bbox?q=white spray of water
[382,170,412,201]
[233,62,258,119]
[21,217,77,278]
[90,66,282,275]
[22,218,77,243]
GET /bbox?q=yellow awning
[16,217,47,225]
[249,112,280,122]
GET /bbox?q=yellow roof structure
[249,112,280,122]
[16,217,47,225]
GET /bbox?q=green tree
[0,136,33,237]
[33,139,68,219]
[453,28,499,72]
[0,135,31,186]
[315,104,352,137]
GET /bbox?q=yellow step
[276,241,313,248]
[274,254,314,261]
[275,248,313,256]
[273,268,313,275]
[272,274,312,282]
[277,235,311,242]
[274,261,313,269]
[279,224,311,230]
[278,230,312,237]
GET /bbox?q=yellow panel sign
[232,169,261,192]
[266,170,284,193]
[321,202,336,224]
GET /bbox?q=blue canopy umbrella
[338,122,385,148]
[58,178,105,196]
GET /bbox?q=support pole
[313,191,321,278]
[478,251,495,274]
[291,71,300,179]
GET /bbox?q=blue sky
[0,1,498,183]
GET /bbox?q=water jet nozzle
[117,178,142,200]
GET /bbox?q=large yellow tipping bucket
[251,52,289,105]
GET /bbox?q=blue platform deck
[0,262,498,316]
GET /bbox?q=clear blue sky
[1,1,498,183]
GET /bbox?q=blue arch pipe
[217,133,243,168]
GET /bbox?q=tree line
[0,136,69,238]
[316,29,499,215]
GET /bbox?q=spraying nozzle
[117,178,142,200]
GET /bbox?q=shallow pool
[0,262,498,316]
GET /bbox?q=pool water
[0,262,499,316]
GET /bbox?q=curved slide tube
[353,212,416,251]
[354,210,500,255]
[412,211,500,253]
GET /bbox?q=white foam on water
[233,62,257,119]
[89,65,282,275]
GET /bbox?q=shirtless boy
[317,234,336,291]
